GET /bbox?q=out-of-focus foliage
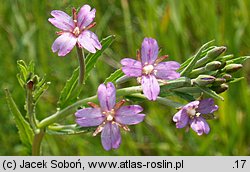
[0,0,249,155]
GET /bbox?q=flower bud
[223,64,243,73]
[193,75,216,86]
[195,46,227,67]
[222,74,232,81]
[211,84,229,94]
[213,78,226,86]
[205,61,222,71]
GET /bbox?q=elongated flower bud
[211,83,229,93]
[195,46,227,67]
[213,78,226,86]
[222,74,232,81]
[205,61,222,71]
[193,75,216,86]
[223,64,243,73]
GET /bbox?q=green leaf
[160,77,192,95]
[4,89,34,148]
[179,45,215,71]
[173,91,196,102]
[226,56,250,64]
[33,77,50,104]
[229,77,245,83]
[58,67,81,109]
[180,40,214,76]
[85,35,116,79]
[196,86,224,101]
[47,124,94,135]
[104,69,124,84]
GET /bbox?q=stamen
[93,123,105,136]
[56,31,64,35]
[72,7,77,25]
[154,55,168,65]
[136,49,141,61]
[87,102,99,108]
[122,125,130,131]
[84,22,96,31]
[114,99,126,110]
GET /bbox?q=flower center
[103,109,115,122]
[187,108,200,119]
[142,64,154,75]
[73,26,80,36]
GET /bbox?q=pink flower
[173,98,218,135]
[48,5,102,56]
[75,82,145,151]
[121,38,180,101]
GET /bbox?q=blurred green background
[0,0,250,155]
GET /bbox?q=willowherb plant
[5,4,250,155]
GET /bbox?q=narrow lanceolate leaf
[228,77,245,83]
[85,35,116,79]
[226,56,250,64]
[179,45,215,71]
[160,77,192,95]
[104,69,124,84]
[58,67,81,109]
[47,124,94,135]
[196,86,224,101]
[33,76,50,103]
[180,40,214,76]
[173,91,196,102]
[4,89,34,148]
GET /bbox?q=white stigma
[142,65,154,75]
[73,27,80,36]
[187,108,196,117]
[106,114,113,121]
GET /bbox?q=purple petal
[77,5,96,30]
[121,58,142,77]
[78,30,102,53]
[141,75,160,101]
[97,82,116,111]
[52,32,77,56]
[190,117,210,135]
[154,61,180,80]
[141,38,159,65]
[172,109,189,128]
[115,105,145,125]
[106,82,116,110]
[197,98,219,114]
[101,122,121,151]
[49,10,74,31]
[75,108,105,127]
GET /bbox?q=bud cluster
[183,45,248,94]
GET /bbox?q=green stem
[130,93,184,108]
[76,45,85,85]
[37,78,192,129]
[37,85,143,129]
[26,82,37,132]
[32,129,45,156]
